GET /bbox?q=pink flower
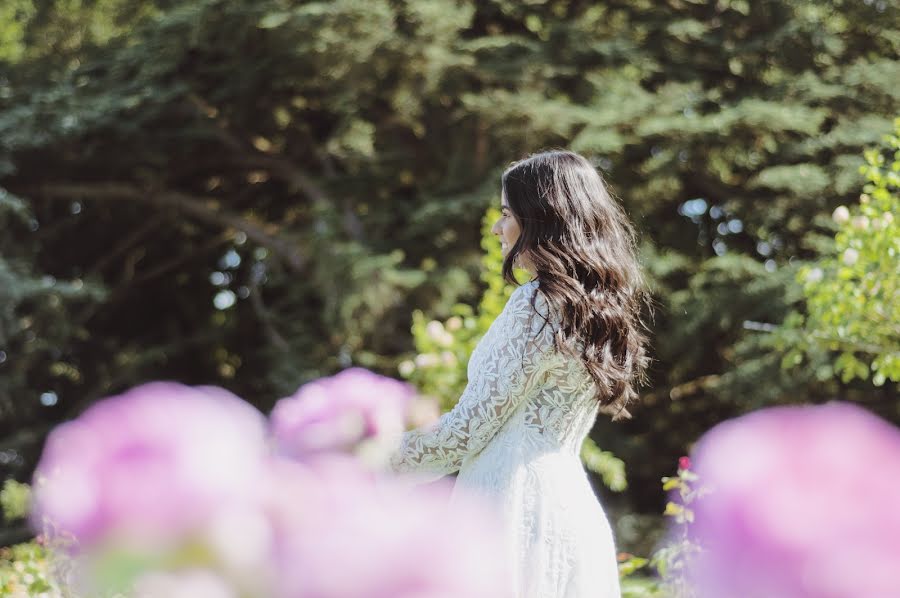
[29,373,509,597]
[678,456,691,471]
[260,455,512,598]
[270,367,416,466]
[28,376,511,598]
[684,402,900,598]
[30,382,269,551]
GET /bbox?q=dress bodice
[389,279,600,479]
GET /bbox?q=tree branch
[668,374,721,401]
[24,183,307,272]
[186,93,366,242]
[73,232,233,325]
[248,268,290,352]
[87,212,168,276]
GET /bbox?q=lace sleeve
[389,282,555,480]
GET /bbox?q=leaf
[664,501,684,516]
[258,12,292,29]
[618,556,650,577]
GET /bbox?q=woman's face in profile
[491,190,522,259]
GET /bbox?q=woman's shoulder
[507,279,551,320]
[512,278,540,295]
[503,280,560,354]
[508,279,540,305]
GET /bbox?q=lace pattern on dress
[389,280,556,476]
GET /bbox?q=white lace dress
[389,279,621,598]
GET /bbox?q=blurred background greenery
[0,0,897,569]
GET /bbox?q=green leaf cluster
[778,120,900,386]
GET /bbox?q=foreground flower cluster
[28,366,900,597]
[682,402,900,598]
[30,369,510,598]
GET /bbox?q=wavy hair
[501,149,653,419]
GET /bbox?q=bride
[389,149,652,598]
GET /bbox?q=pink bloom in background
[684,401,900,598]
[270,367,417,466]
[31,382,269,551]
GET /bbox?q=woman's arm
[389,283,555,481]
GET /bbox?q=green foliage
[0,189,107,448]
[400,207,525,410]
[0,0,34,63]
[0,481,30,523]
[620,575,666,598]
[648,465,705,597]
[616,460,710,598]
[580,438,628,493]
[0,540,61,597]
[0,481,62,597]
[777,120,900,386]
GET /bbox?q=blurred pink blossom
[260,455,512,598]
[677,456,691,471]
[270,367,416,466]
[685,402,900,598]
[29,373,509,598]
[30,382,269,550]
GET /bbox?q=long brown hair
[501,149,653,418]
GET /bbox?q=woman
[389,150,652,598]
